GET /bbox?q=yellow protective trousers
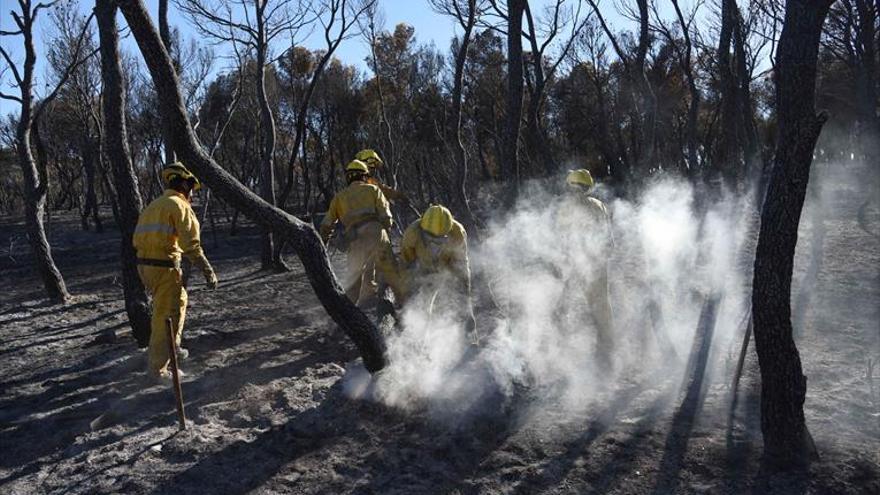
[587,268,614,356]
[138,265,187,376]
[344,221,403,306]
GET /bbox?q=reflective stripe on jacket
[133,189,205,263]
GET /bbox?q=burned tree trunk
[97,0,153,347]
[80,136,103,232]
[1,0,71,303]
[503,0,526,197]
[254,3,286,272]
[158,0,175,164]
[449,0,478,229]
[26,119,70,303]
[671,0,700,176]
[716,0,741,185]
[116,0,388,372]
[751,0,834,465]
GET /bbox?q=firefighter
[400,204,477,339]
[133,162,218,381]
[354,149,409,204]
[319,159,404,305]
[558,169,614,358]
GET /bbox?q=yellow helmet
[355,149,383,168]
[162,162,201,191]
[566,169,594,189]
[420,204,454,237]
[345,159,370,174]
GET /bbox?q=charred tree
[96,0,153,347]
[116,0,388,372]
[0,0,77,303]
[671,0,700,175]
[503,0,526,197]
[253,2,285,271]
[158,0,175,164]
[432,0,479,229]
[751,0,834,466]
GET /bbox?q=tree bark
[751,0,834,466]
[116,0,388,372]
[97,0,153,348]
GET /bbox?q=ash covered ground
[1,161,878,494]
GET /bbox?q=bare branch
[0,91,23,103]
[0,45,24,86]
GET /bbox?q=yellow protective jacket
[400,219,471,293]
[556,191,614,257]
[133,189,206,264]
[320,181,393,242]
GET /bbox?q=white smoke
[344,174,754,423]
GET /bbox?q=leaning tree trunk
[751,0,834,465]
[116,0,388,372]
[97,0,153,348]
[23,119,70,303]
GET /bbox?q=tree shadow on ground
[508,381,655,494]
[651,294,720,494]
[0,316,338,474]
[0,310,126,356]
[148,381,364,495]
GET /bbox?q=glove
[203,265,218,290]
[194,255,218,290]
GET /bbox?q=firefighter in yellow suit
[400,205,477,338]
[319,160,404,306]
[558,169,614,359]
[133,163,218,381]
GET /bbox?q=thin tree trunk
[503,0,526,201]
[80,137,103,232]
[733,6,759,180]
[10,4,70,303]
[672,0,701,176]
[158,0,175,164]
[449,0,477,230]
[523,2,555,176]
[717,0,741,186]
[751,0,834,465]
[97,0,153,347]
[25,119,70,303]
[254,1,284,271]
[116,0,388,372]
